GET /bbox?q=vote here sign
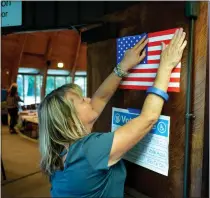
[111,107,170,176]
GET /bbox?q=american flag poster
[117,28,181,92]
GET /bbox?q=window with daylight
[17,68,43,105]
[74,71,87,97]
[45,70,87,97]
[45,69,71,95]
[17,69,87,105]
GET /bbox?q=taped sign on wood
[111,107,170,176]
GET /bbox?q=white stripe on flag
[148,55,161,60]
[149,34,174,43]
[121,81,180,87]
[127,73,180,78]
[133,63,181,69]
[148,45,162,51]
[148,44,169,52]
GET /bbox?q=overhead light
[57,62,64,68]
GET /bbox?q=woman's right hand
[160,28,187,71]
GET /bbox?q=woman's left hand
[120,36,148,72]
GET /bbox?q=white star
[123,38,125,40]
[123,44,125,47]
[131,41,133,43]
[121,42,123,44]
[126,41,127,43]
[128,38,130,40]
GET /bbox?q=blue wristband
[146,87,169,102]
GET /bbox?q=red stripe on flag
[148,39,171,47]
[148,59,160,64]
[167,87,180,92]
[148,50,161,56]
[130,68,181,73]
[130,69,158,73]
[119,85,180,92]
[148,28,178,38]
[122,77,180,82]
[123,77,155,81]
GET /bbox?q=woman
[7,83,24,134]
[39,28,187,197]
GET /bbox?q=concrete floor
[1,125,50,197]
[1,125,149,198]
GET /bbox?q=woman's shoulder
[82,132,113,141]
[72,132,113,148]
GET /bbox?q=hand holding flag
[117,28,187,92]
[120,36,148,72]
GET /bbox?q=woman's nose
[84,97,91,103]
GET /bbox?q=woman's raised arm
[108,28,187,166]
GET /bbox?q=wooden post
[189,2,208,197]
[40,66,48,100]
[10,34,28,85]
[40,32,57,99]
[71,32,81,83]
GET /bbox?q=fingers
[133,35,147,50]
[175,28,184,44]
[180,40,187,51]
[138,49,146,62]
[169,29,179,46]
[161,42,166,51]
[136,38,148,53]
[177,32,186,47]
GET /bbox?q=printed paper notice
[111,107,170,176]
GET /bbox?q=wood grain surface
[87,2,208,198]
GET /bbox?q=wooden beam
[79,23,103,32]
[40,66,48,100]
[45,32,58,60]
[23,52,44,57]
[71,32,81,83]
[10,34,28,85]
[41,32,57,99]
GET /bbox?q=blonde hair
[38,83,88,175]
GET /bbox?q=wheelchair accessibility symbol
[157,122,167,133]
[115,113,121,124]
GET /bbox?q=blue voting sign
[112,108,169,137]
[111,107,170,176]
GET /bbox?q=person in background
[6,83,24,134]
[39,28,187,197]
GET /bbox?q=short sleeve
[82,132,114,171]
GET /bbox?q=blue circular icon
[157,122,166,133]
[115,113,121,123]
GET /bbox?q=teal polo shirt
[50,132,127,197]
